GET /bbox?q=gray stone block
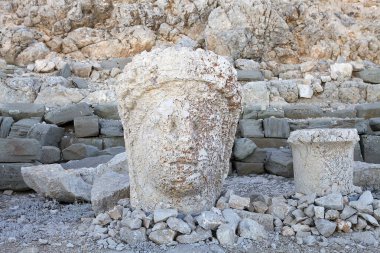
[60,134,103,150]
[263,118,290,138]
[239,119,264,138]
[356,103,380,119]
[58,63,71,78]
[0,138,41,162]
[61,155,113,169]
[27,123,65,147]
[369,118,380,131]
[257,108,284,119]
[284,104,323,119]
[265,149,293,178]
[354,162,380,189]
[233,162,264,176]
[353,68,380,84]
[0,116,14,137]
[100,119,123,137]
[0,163,36,190]
[237,70,264,81]
[241,148,269,163]
[100,58,132,70]
[91,171,130,214]
[322,108,356,118]
[308,118,368,134]
[74,115,99,137]
[40,146,61,164]
[249,138,288,148]
[62,143,100,161]
[289,120,309,131]
[103,137,125,149]
[93,103,120,119]
[8,118,41,138]
[72,77,89,89]
[44,103,93,125]
[361,135,380,164]
[354,142,363,162]
[0,103,45,120]
[233,138,257,160]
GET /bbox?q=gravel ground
[1,174,380,253]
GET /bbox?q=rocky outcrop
[0,1,379,64]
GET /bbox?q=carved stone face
[128,83,231,202]
[117,47,241,213]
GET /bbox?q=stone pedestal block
[116,47,241,214]
[288,129,359,195]
[74,115,99,137]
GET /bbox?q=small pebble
[66,243,74,248]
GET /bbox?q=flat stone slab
[0,103,45,121]
[237,70,264,81]
[8,118,41,138]
[61,155,113,169]
[284,104,323,119]
[21,164,92,202]
[0,138,41,163]
[0,163,36,190]
[44,103,93,125]
[288,128,359,144]
[249,138,288,148]
[353,68,380,84]
[27,123,65,147]
[93,104,120,120]
[233,162,264,176]
[356,103,380,119]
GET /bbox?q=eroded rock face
[117,47,241,214]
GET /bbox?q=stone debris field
[1,1,380,253]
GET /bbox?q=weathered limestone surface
[116,47,241,214]
[21,164,92,202]
[288,129,359,195]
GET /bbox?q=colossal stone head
[117,47,241,214]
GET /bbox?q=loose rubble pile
[87,189,380,250]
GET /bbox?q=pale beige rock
[288,129,359,195]
[116,47,241,214]
[241,82,269,107]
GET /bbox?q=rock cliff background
[1,0,379,65]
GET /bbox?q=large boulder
[21,164,92,202]
[91,171,130,214]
